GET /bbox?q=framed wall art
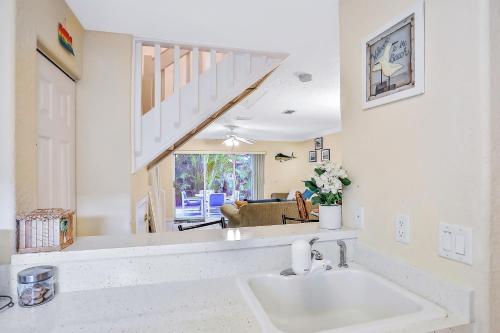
[321,149,330,161]
[362,0,425,109]
[314,137,323,150]
[309,151,317,163]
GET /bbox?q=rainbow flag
[58,23,74,55]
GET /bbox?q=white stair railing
[131,38,287,172]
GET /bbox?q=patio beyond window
[174,153,263,220]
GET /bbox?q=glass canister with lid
[17,266,55,307]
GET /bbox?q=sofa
[270,192,289,200]
[220,198,316,228]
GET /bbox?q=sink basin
[237,266,447,333]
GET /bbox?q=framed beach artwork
[362,0,425,109]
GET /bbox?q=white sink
[237,266,447,333]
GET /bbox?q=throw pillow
[235,200,248,208]
[303,189,314,200]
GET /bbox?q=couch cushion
[270,192,289,200]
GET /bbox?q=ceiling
[66,0,341,142]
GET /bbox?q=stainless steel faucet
[309,237,322,260]
[337,240,348,268]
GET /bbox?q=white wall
[0,0,17,263]
[339,0,491,331]
[490,0,500,330]
[76,31,133,236]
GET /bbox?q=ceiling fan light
[223,138,239,147]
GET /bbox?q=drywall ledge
[11,223,357,265]
[9,224,356,294]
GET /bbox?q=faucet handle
[309,237,319,246]
[311,249,323,260]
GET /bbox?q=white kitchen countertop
[0,271,468,333]
[0,276,260,333]
[3,224,469,333]
[11,224,357,265]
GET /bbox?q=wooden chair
[281,214,318,224]
[282,191,319,224]
[295,191,310,220]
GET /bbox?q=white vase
[319,204,342,229]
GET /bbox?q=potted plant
[304,161,351,229]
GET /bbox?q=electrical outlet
[395,215,410,244]
[355,207,364,229]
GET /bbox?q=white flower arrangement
[304,161,351,206]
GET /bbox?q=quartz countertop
[0,269,468,333]
[0,277,260,333]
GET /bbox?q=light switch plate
[438,223,472,265]
[355,207,364,229]
[395,215,410,244]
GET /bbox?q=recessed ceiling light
[297,72,313,83]
[282,110,296,115]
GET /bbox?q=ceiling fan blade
[235,136,255,144]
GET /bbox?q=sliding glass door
[174,154,205,219]
[174,153,258,220]
[205,154,235,200]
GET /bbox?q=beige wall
[7,0,83,263]
[16,0,84,214]
[76,31,133,236]
[490,0,500,331]
[339,0,490,331]
[131,133,342,226]
[0,231,15,265]
[0,0,16,264]
[0,0,16,230]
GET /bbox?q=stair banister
[228,51,235,88]
[245,53,251,74]
[154,44,161,141]
[130,36,288,173]
[210,48,217,99]
[173,45,181,126]
[133,41,143,154]
[192,47,200,113]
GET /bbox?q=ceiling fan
[223,125,255,147]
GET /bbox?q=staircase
[132,39,288,172]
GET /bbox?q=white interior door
[37,52,76,210]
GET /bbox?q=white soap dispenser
[291,237,317,275]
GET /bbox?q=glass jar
[17,266,55,307]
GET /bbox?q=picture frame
[362,0,424,109]
[314,137,323,150]
[309,151,317,163]
[321,149,330,162]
